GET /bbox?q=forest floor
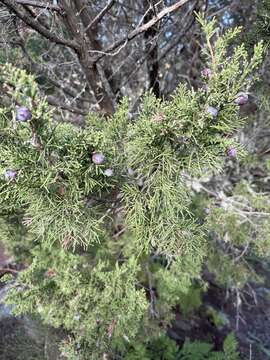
[169,260,270,359]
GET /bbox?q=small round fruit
[4,169,17,181]
[234,92,248,106]
[16,106,32,122]
[104,168,113,177]
[137,178,144,187]
[201,68,212,78]
[92,152,105,165]
[207,106,218,118]
[127,168,135,176]
[226,147,237,158]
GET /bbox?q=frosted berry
[137,177,144,187]
[127,168,135,176]
[92,152,105,165]
[234,92,248,106]
[201,68,212,78]
[4,169,17,181]
[16,106,32,122]
[226,147,237,158]
[104,168,113,177]
[207,106,218,118]
[74,314,81,321]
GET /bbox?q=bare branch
[47,96,88,116]
[86,0,115,31]
[1,0,79,51]
[12,0,61,12]
[158,1,197,62]
[60,0,115,114]
[94,0,190,62]
[0,268,18,279]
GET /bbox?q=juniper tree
[0,15,266,359]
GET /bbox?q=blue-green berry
[92,152,105,165]
[234,92,248,106]
[104,168,113,177]
[4,169,17,181]
[16,107,32,122]
[226,147,237,157]
[207,106,218,118]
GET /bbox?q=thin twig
[235,288,241,331]
[146,263,158,318]
[94,0,190,62]
[1,0,79,50]
[0,268,18,279]
[47,96,88,115]
[234,242,250,262]
[85,0,115,31]
[13,0,61,11]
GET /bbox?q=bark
[59,0,115,115]
[143,0,160,97]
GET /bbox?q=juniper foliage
[0,15,265,359]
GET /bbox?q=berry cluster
[6,90,248,183]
